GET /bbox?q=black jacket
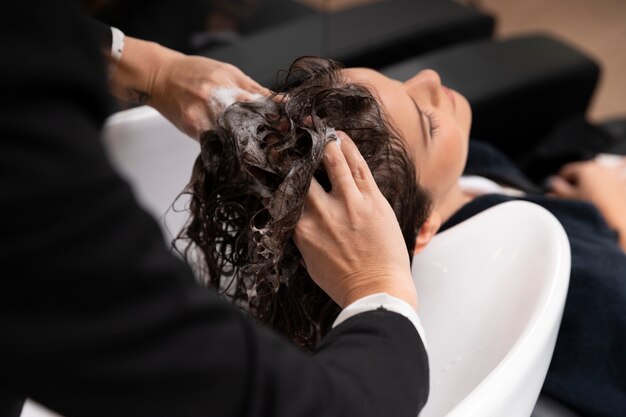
[0,1,428,416]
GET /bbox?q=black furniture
[381,33,601,168]
[203,0,495,88]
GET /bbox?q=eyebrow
[409,95,430,146]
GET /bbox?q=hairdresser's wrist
[341,270,418,310]
[333,292,427,350]
[109,36,182,107]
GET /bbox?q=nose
[405,69,442,106]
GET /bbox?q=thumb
[547,175,577,198]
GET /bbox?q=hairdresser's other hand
[151,54,268,139]
[293,131,418,310]
[549,156,626,250]
[109,37,268,139]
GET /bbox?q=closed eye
[422,109,440,137]
[409,96,431,145]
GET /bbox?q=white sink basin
[413,200,570,417]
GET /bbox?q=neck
[434,184,472,225]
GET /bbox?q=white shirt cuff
[108,26,125,80]
[110,26,125,61]
[332,292,428,351]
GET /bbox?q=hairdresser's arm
[1,2,428,416]
[549,157,626,251]
[108,34,267,139]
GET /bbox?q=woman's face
[342,68,471,206]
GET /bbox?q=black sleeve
[88,17,113,53]
[0,1,428,417]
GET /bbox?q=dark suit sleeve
[0,1,428,417]
[88,18,114,53]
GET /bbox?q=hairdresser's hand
[549,156,626,250]
[293,131,418,309]
[150,54,268,139]
[109,37,268,139]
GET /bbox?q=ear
[414,212,442,254]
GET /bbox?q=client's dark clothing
[0,1,428,416]
[442,141,626,417]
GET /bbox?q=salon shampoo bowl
[21,108,571,417]
[412,200,571,416]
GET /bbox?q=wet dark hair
[177,57,431,349]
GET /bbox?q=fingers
[234,89,263,103]
[302,132,378,214]
[239,77,271,96]
[215,62,269,98]
[549,161,585,197]
[558,161,586,182]
[313,131,378,200]
[337,131,376,191]
[249,81,272,97]
[229,66,271,96]
[272,93,286,104]
[548,175,576,198]
[303,177,327,212]
[322,136,358,197]
[295,178,326,247]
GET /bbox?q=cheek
[439,115,469,156]
[456,93,472,135]
[430,121,468,191]
[411,113,469,201]
[447,124,469,178]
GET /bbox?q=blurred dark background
[88,0,626,179]
[88,0,497,88]
[88,0,625,122]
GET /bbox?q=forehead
[341,68,424,154]
[341,68,410,120]
[341,68,394,94]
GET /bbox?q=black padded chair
[203,0,495,88]
[381,32,625,183]
[381,34,601,167]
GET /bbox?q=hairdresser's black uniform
[0,1,428,416]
